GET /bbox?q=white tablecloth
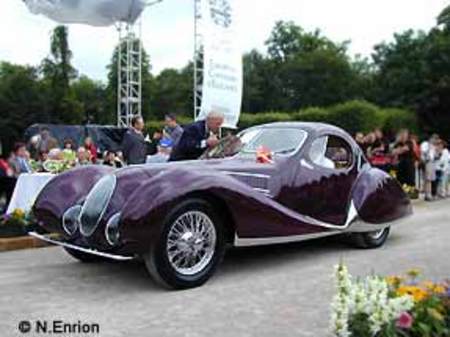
[7,173,55,214]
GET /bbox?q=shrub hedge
[145,100,417,136]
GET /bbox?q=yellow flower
[420,281,446,294]
[432,285,446,294]
[397,285,428,302]
[406,268,421,279]
[12,208,25,219]
[386,276,404,288]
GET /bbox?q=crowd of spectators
[0,114,184,212]
[355,128,449,201]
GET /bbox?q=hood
[33,165,114,232]
[33,156,281,246]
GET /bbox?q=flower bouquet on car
[331,264,449,337]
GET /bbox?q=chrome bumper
[28,232,134,261]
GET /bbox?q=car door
[288,133,359,226]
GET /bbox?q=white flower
[330,264,414,337]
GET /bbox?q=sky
[0,0,448,81]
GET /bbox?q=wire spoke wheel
[166,210,217,276]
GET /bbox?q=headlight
[80,174,116,237]
[105,213,121,246]
[62,205,82,236]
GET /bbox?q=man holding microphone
[169,111,224,162]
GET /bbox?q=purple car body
[32,123,412,289]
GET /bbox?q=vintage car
[31,122,412,289]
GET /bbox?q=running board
[28,232,134,261]
[234,231,340,247]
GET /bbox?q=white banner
[197,0,243,128]
[23,0,146,27]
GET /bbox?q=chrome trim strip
[252,187,272,196]
[299,200,359,230]
[28,232,134,261]
[105,212,121,246]
[222,171,271,179]
[234,231,340,247]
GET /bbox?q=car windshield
[200,128,308,160]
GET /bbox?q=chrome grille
[224,171,271,196]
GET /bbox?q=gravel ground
[0,199,449,337]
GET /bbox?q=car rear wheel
[349,227,390,249]
[144,198,225,289]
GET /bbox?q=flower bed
[0,209,41,238]
[331,264,449,337]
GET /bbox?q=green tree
[0,62,47,151]
[241,50,267,112]
[71,76,108,124]
[41,25,81,124]
[152,64,193,119]
[261,21,357,111]
[437,4,450,27]
[417,25,450,138]
[372,30,429,108]
[266,21,343,61]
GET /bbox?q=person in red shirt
[83,137,97,163]
[0,152,16,212]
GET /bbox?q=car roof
[253,122,346,135]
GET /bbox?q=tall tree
[152,63,193,119]
[41,25,81,124]
[371,30,429,108]
[261,21,357,111]
[438,4,450,27]
[0,62,47,151]
[72,76,108,124]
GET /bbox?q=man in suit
[169,111,224,162]
[122,116,160,165]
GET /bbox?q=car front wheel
[349,227,390,249]
[144,198,225,289]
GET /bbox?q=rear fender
[351,167,412,225]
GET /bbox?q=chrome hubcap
[167,211,216,276]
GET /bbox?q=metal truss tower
[194,0,204,120]
[116,0,163,127]
[117,21,142,127]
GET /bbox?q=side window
[309,135,353,170]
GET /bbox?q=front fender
[33,165,113,233]
[351,167,412,224]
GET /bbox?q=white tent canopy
[23,0,147,26]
